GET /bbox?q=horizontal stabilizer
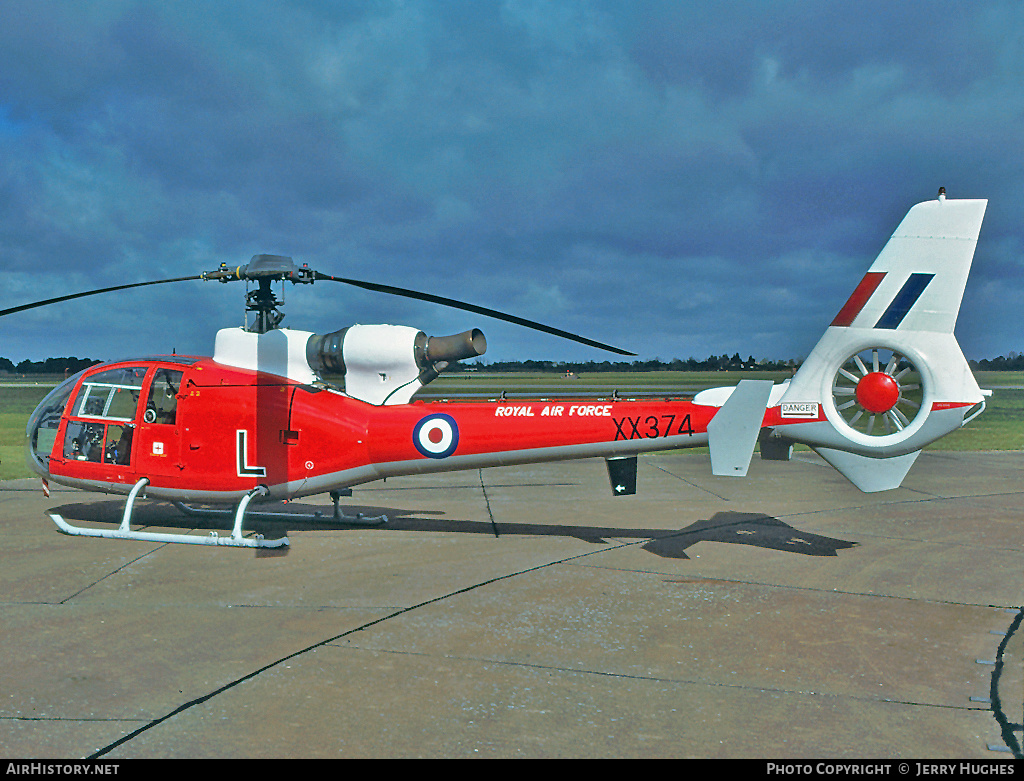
[814,447,920,492]
[707,380,774,476]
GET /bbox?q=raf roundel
[413,413,460,459]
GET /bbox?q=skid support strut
[49,479,289,548]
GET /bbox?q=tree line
[460,353,793,373]
[968,352,1024,371]
[2,351,1023,376]
[0,352,784,375]
[474,352,1024,373]
[0,357,100,376]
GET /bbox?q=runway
[0,450,1021,759]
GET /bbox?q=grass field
[2,371,1021,480]
[0,383,57,480]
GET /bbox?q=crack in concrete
[84,543,622,759]
[989,608,1023,758]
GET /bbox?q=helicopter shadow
[49,500,856,561]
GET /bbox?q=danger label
[780,402,819,419]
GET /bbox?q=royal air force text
[494,404,695,440]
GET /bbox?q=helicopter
[6,190,990,549]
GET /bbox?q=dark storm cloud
[1,0,1022,363]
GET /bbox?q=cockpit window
[63,421,132,465]
[144,368,183,425]
[70,366,147,422]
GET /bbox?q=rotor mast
[204,254,314,334]
[246,277,284,334]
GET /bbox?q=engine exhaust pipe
[420,329,487,365]
[307,327,487,377]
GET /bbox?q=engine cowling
[307,325,486,405]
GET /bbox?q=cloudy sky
[2,0,1022,364]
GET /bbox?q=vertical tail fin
[767,192,988,491]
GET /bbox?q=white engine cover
[213,327,318,385]
[340,324,426,405]
[213,324,430,406]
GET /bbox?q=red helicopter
[8,191,990,548]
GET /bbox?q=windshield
[25,368,89,474]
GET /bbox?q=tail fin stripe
[831,271,886,326]
[874,273,935,329]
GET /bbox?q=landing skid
[172,489,388,527]
[49,479,289,548]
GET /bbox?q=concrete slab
[0,451,1021,758]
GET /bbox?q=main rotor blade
[3,267,638,356]
[0,276,203,318]
[315,272,636,356]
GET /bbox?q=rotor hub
[855,371,900,414]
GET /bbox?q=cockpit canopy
[25,359,195,477]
